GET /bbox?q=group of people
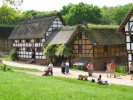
[105,60,116,78]
[42,60,70,76]
[61,60,69,74]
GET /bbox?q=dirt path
[2,60,133,86]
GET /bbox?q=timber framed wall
[73,30,93,58]
[12,16,64,60]
[125,15,133,67]
[0,40,12,52]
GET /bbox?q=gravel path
[2,60,133,86]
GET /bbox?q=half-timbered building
[9,13,65,62]
[0,25,14,52]
[44,25,126,70]
[116,8,133,70]
[9,12,126,70]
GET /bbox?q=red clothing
[110,63,115,69]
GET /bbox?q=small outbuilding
[0,25,14,52]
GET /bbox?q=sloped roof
[116,8,133,34]
[0,25,14,39]
[9,13,65,39]
[44,24,125,45]
[44,29,75,44]
[86,28,125,45]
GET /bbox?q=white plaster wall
[127,43,130,50]
[125,23,128,31]
[128,54,132,60]
[126,35,130,42]
[130,22,133,31]
[130,15,133,21]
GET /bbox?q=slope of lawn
[0,70,133,100]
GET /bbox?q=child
[97,75,110,85]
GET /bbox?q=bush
[73,65,88,71]
[115,65,127,74]
[8,49,17,61]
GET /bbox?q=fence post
[3,64,6,71]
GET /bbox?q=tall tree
[0,5,21,25]
[60,2,101,25]
[2,0,23,11]
[113,3,133,25]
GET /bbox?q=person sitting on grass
[97,75,110,85]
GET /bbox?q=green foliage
[8,49,17,61]
[116,65,127,74]
[113,3,133,25]
[0,5,21,25]
[55,44,66,56]
[21,10,58,19]
[43,44,57,57]
[0,71,133,100]
[100,3,133,25]
[72,65,88,71]
[61,2,102,25]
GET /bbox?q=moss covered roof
[47,24,124,45]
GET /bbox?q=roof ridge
[20,12,60,22]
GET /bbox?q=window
[78,31,82,40]
[26,39,30,43]
[104,46,108,52]
[78,44,82,52]
[36,38,41,43]
[26,48,31,52]
[130,35,133,42]
[132,53,133,61]
[16,47,20,51]
[36,47,42,52]
[19,40,21,43]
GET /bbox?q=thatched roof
[44,24,125,45]
[86,28,125,45]
[44,29,75,44]
[0,25,14,39]
[9,13,65,39]
[116,8,133,34]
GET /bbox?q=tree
[113,3,133,25]
[2,0,23,11]
[60,2,102,25]
[100,6,117,24]
[22,10,58,19]
[0,5,21,25]
[43,44,57,63]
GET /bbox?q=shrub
[73,65,88,71]
[8,49,17,61]
[115,65,127,74]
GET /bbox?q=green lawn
[0,70,133,100]
[0,63,42,72]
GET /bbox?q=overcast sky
[0,0,133,11]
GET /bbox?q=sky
[0,0,133,11]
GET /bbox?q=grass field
[0,63,42,72]
[0,70,133,100]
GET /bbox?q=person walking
[110,60,116,78]
[31,49,35,63]
[130,62,133,80]
[48,62,53,75]
[86,61,94,77]
[106,61,111,77]
[61,60,65,74]
[65,61,69,73]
